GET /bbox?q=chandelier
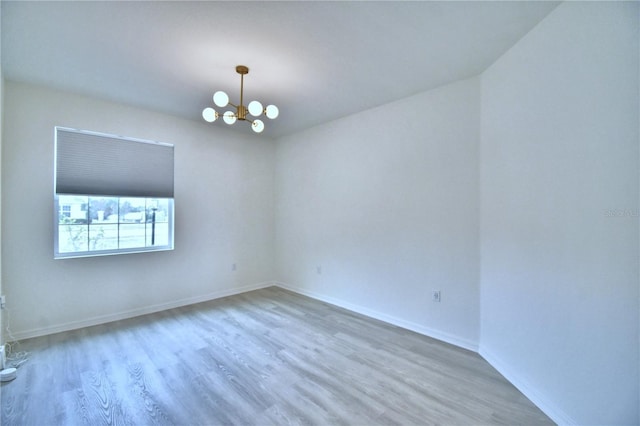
[202,65,279,133]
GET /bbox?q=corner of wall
[478,346,575,425]
[479,2,639,424]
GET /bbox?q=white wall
[2,81,276,339]
[275,77,480,350]
[479,2,639,425]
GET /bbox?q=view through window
[57,196,173,255]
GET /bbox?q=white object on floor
[0,367,17,382]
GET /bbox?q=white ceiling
[1,1,559,138]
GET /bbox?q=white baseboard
[11,281,275,341]
[274,281,479,352]
[479,346,575,426]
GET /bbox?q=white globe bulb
[248,100,263,117]
[213,91,229,107]
[223,111,237,125]
[252,119,265,133]
[202,107,217,122]
[265,104,279,119]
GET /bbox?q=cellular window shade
[55,127,174,198]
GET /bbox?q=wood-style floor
[1,286,553,425]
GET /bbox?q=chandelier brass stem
[238,68,246,120]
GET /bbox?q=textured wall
[276,77,481,350]
[479,2,639,424]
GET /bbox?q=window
[54,127,174,259]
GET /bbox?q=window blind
[55,127,174,198]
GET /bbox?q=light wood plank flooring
[1,286,553,425]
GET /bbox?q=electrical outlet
[232,263,237,271]
[0,295,5,309]
[432,291,441,302]
[316,266,322,274]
